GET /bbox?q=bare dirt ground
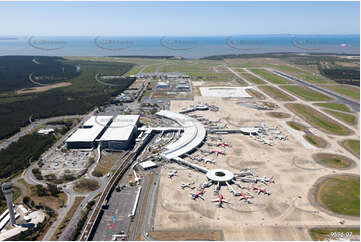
[16,82,71,94]
[152,96,359,241]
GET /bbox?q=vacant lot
[286,104,350,135]
[342,139,360,158]
[250,69,293,84]
[310,227,360,241]
[281,85,332,101]
[240,72,266,84]
[266,112,290,119]
[286,121,309,132]
[149,231,223,241]
[303,134,327,148]
[258,86,295,101]
[74,179,100,193]
[314,103,352,113]
[317,175,359,216]
[313,153,355,169]
[323,109,356,125]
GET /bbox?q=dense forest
[0,56,80,92]
[0,133,56,179]
[0,57,135,139]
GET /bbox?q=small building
[37,128,54,135]
[155,81,170,89]
[139,160,158,170]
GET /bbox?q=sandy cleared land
[16,82,71,94]
[152,96,359,241]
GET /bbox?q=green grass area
[323,109,356,125]
[124,65,142,77]
[258,86,295,101]
[342,139,360,158]
[267,64,328,84]
[286,121,309,132]
[325,86,360,101]
[313,153,353,169]
[250,69,293,84]
[143,65,157,73]
[240,73,266,84]
[281,85,332,101]
[314,103,352,113]
[286,103,350,135]
[318,176,359,216]
[310,227,360,241]
[304,134,327,148]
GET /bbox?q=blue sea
[0,35,359,58]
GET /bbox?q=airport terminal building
[98,115,140,150]
[66,115,140,150]
[66,116,112,149]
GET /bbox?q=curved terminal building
[156,110,207,160]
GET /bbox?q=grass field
[322,85,360,101]
[124,65,142,77]
[286,103,350,135]
[258,86,295,101]
[250,69,293,84]
[314,103,352,113]
[281,85,332,101]
[313,153,354,169]
[240,73,266,84]
[317,175,359,216]
[310,227,360,241]
[304,134,327,148]
[286,121,309,132]
[342,139,360,158]
[323,109,356,125]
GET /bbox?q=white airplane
[239,176,259,183]
[204,158,216,164]
[168,170,178,179]
[259,176,275,184]
[181,182,195,189]
[276,135,288,140]
[226,182,241,196]
[235,168,255,177]
[200,181,213,189]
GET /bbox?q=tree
[34,184,47,197]
[47,183,59,197]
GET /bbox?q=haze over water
[0,35,359,58]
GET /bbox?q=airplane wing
[223,200,230,204]
[199,195,204,200]
[211,199,218,202]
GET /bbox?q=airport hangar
[66,115,140,150]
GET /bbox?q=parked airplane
[235,168,255,177]
[239,193,253,204]
[252,186,271,195]
[212,192,230,207]
[190,190,205,200]
[204,158,216,164]
[168,170,178,179]
[226,182,240,196]
[217,142,232,147]
[181,182,195,189]
[213,150,226,156]
[200,181,213,189]
[259,176,275,184]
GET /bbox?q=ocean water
[0,35,359,58]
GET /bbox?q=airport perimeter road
[0,114,84,151]
[268,69,360,112]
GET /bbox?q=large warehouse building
[98,115,140,150]
[66,116,112,149]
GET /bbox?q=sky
[0,1,359,36]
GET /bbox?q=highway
[268,69,360,112]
